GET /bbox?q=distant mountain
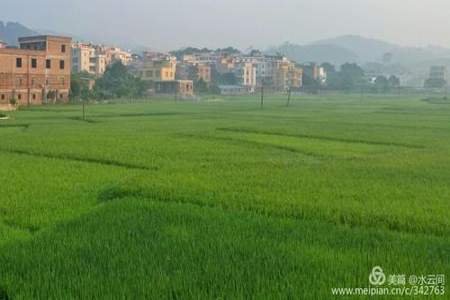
[267,42,358,66]
[271,35,450,66]
[268,35,403,65]
[0,21,37,45]
[312,35,400,62]
[36,28,148,53]
[0,20,146,53]
[268,35,450,87]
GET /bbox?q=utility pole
[286,87,292,107]
[260,85,264,109]
[82,100,86,121]
[175,84,179,102]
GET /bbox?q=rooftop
[18,35,72,42]
[0,47,46,55]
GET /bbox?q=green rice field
[0,94,448,299]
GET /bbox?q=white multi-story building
[108,47,133,66]
[72,42,133,77]
[235,62,257,91]
[242,55,280,86]
[183,52,219,66]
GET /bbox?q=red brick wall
[0,36,71,105]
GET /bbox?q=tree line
[303,62,400,93]
[70,62,146,101]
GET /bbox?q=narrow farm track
[179,133,333,159]
[217,127,425,149]
[0,148,157,171]
[94,184,450,237]
[0,124,30,130]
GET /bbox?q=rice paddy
[0,94,448,299]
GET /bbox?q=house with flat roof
[0,35,72,106]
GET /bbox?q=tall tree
[320,62,336,74]
[94,62,146,99]
[340,63,365,91]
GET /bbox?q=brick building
[0,35,72,106]
[197,64,211,84]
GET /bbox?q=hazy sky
[1,0,450,50]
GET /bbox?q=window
[46,59,51,69]
[61,44,66,53]
[1,94,4,100]
[60,60,65,70]
[17,94,21,100]
[32,94,36,100]
[31,58,37,69]
[16,58,22,68]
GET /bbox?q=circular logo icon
[369,266,386,285]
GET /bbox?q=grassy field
[0,94,448,299]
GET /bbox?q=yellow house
[273,58,303,91]
[139,57,177,82]
[197,64,211,83]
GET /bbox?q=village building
[138,56,177,81]
[0,35,72,106]
[273,58,303,91]
[197,64,211,84]
[235,62,257,92]
[72,42,132,77]
[154,80,194,97]
[217,55,238,74]
[242,54,278,86]
[134,55,194,97]
[302,63,327,85]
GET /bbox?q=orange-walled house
[0,35,72,106]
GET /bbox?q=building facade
[424,65,448,88]
[242,55,278,86]
[138,57,177,82]
[107,47,133,66]
[0,35,72,106]
[303,63,327,85]
[197,64,211,83]
[236,62,257,91]
[134,55,194,97]
[72,43,132,77]
[154,80,194,97]
[273,58,303,91]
